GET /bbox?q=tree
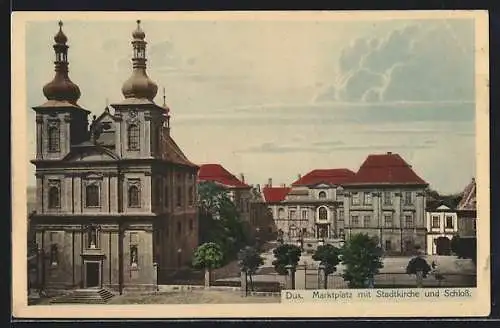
[340,233,384,288]
[198,181,250,260]
[272,244,302,275]
[312,244,341,289]
[237,246,264,291]
[192,242,224,287]
[406,256,431,287]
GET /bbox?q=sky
[25,16,476,194]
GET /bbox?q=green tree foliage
[340,233,384,288]
[272,244,302,275]
[406,256,432,278]
[192,242,224,287]
[312,244,341,275]
[198,181,250,260]
[451,235,477,263]
[237,246,264,291]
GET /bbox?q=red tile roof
[292,169,355,186]
[346,153,427,186]
[262,187,291,203]
[198,164,250,188]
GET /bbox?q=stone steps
[50,288,115,304]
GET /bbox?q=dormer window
[48,125,60,152]
[127,124,140,151]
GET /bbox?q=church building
[30,20,199,293]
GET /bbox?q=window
[445,216,454,229]
[176,186,182,207]
[189,219,193,232]
[432,216,440,228]
[278,208,285,220]
[48,186,60,209]
[318,191,327,199]
[127,124,140,150]
[50,244,58,266]
[319,207,328,221]
[363,192,372,205]
[177,221,182,234]
[130,245,138,268]
[363,215,371,228]
[385,240,392,251]
[351,215,359,227]
[383,191,392,205]
[384,214,393,228]
[404,191,412,205]
[338,209,344,221]
[85,184,100,207]
[289,226,297,238]
[48,126,60,152]
[301,210,308,220]
[188,186,194,206]
[405,214,414,228]
[351,192,360,205]
[128,185,140,207]
[289,210,297,220]
[86,225,99,249]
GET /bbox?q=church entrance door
[85,262,100,288]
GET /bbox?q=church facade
[30,21,199,293]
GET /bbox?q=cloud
[314,20,475,103]
[236,140,434,154]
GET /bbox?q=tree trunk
[416,270,423,288]
[323,272,328,290]
[249,273,254,291]
[205,268,212,288]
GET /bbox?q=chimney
[240,173,245,183]
[298,173,302,180]
[387,151,392,155]
[281,183,286,187]
[268,178,272,187]
[256,184,261,192]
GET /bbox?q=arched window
[48,186,60,208]
[176,186,182,207]
[188,186,194,206]
[128,185,140,207]
[318,191,327,199]
[319,207,328,221]
[278,208,285,220]
[85,184,100,207]
[127,124,140,150]
[48,126,60,152]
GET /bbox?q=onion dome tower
[121,20,158,101]
[42,21,81,105]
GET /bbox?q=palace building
[30,21,199,293]
[263,152,428,255]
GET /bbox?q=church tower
[111,20,167,159]
[33,21,90,161]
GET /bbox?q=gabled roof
[457,178,476,211]
[262,186,291,203]
[161,128,198,168]
[198,164,249,188]
[346,152,427,186]
[292,169,355,186]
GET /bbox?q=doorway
[85,262,100,288]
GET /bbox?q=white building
[425,203,458,255]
